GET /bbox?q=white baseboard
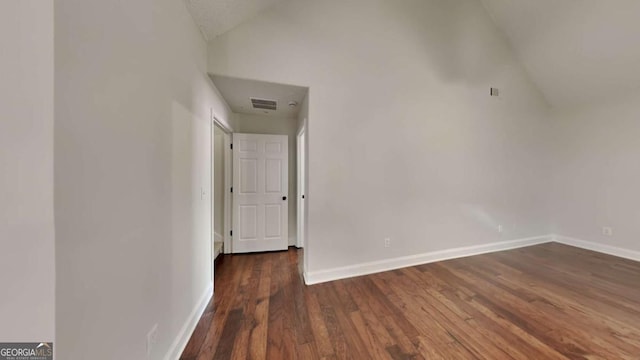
[553,234,640,262]
[214,231,223,243]
[164,283,213,360]
[304,235,553,285]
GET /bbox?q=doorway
[208,74,308,273]
[212,117,232,261]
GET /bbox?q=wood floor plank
[247,255,272,360]
[182,244,640,359]
[195,255,249,360]
[304,287,336,358]
[315,284,349,359]
[265,252,290,360]
[213,308,244,360]
[230,254,264,359]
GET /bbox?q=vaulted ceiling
[480,0,640,108]
[184,0,285,40]
[186,0,640,108]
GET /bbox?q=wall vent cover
[250,98,277,110]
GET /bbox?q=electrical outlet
[146,324,158,357]
[602,227,613,236]
[384,238,391,248]
[498,225,504,233]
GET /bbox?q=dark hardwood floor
[180,243,640,359]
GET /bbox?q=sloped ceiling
[210,74,308,118]
[480,0,640,108]
[188,0,640,108]
[184,0,285,40]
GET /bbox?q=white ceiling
[480,0,640,108]
[190,0,640,108]
[210,74,308,118]
[184,0,285,40]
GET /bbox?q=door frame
[296,124,306,249]
[212,113,234,256]
[297,118,309,277]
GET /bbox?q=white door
[232,133,288,253]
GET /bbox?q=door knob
[282,196,287,200]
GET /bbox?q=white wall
[213,125,225,239]
[550,89,640,252]
[54,0,230,358]
[234,114,300,246]
[0,0,55,343]
[209,0,553,274]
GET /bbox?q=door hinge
[230,143,233,150]
[230,230,233,236]
[230,187,233,193]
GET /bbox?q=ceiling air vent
[250,98,277,111]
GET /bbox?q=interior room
[3,0,640,359]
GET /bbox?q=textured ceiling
[184,0,285,40]
[210,74,308,118]
[480,0,640,108]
